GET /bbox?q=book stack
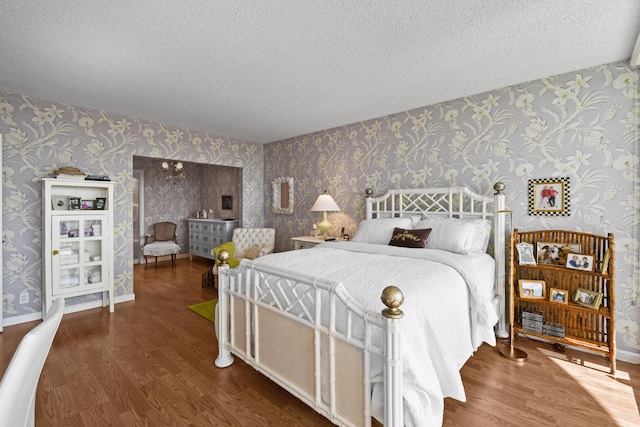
[543,321,565,339]
[85,174,111,181]
[522,308,543,334]
[53,166,86,180]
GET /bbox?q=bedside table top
[291,236,327,244]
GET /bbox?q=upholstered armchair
[212,228,275,276]
[142,222,181,267]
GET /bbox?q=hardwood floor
[1,258,639,426]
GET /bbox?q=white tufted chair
[212,228,275,276]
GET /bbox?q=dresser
[188,219,239,261]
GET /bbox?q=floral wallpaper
[1,94,263,318]
[132,156,242,255]
[264,61,639,357]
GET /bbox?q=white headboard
[364,183,508,338]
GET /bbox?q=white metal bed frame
[215,183,507,427]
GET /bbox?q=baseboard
[2,293,136,327]
[516,332,639,364]
[143,253,190,264]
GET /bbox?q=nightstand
[291,236,327,250]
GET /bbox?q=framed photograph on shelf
[516,242,536,265]
[81,200,95,210]
[528,176,570,216]
[95,197,107,210]
[549,288,568,304]
[536,242,581,266]
[519,279,546,299]
[573,287,603,310]
[52,196,70,210]
[565,253,595,272]
[69,196,81,210]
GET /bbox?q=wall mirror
[272,176,294,214]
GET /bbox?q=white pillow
[374,212,422,227]
[352,217,414,245]
[415,218,475,254]
[466,219,492,253]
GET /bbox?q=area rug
[187,299,217,323]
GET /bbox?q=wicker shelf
[509,229,616,374]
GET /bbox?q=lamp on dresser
[311,191,340,240]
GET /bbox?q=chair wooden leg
[155,256,158,267]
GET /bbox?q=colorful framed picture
[528,177,570,216]
[573,287,603,310]
[81,200,95,210]
[549,288,568,304]
[519,279,546,299]
[565,253,595,272]
[536,242,581,266]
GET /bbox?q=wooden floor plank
[0,258,638,426]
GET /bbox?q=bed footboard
[215,260,405,427]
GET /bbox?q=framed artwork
[573,287,603,310]
[69,196,81,210]
[222,195,233,210]
[536,242,581,266]
[81,200,95,210]
[519,280,546,299]
[52,196,70,210]
[95,197,107,210]
[528,177,570,216]
[565,253,595,272]
[516,242,536,265]
[549,288,568,304]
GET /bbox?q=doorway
[133,169,144,264]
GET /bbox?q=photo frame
[549,288,569,304]
[95,197,107,210]
[52,196,70,210]
[565,253,595,272]
[536,242,581,266]
[528,177,570,216]
[81,200,95,210]
[69,196,81,210]
[516,242,536,265]
[222,195,233,210]
[573,287,603,310]
[519,279,546,299]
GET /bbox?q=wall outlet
[19,290,29,304]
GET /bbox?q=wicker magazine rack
[509,229,616,374]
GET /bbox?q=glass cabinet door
[51,215,107,295]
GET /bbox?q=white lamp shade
[311,193,340,212]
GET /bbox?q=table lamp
[311,191,340,239]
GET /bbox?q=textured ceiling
[1,1,639,144]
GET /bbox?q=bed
[215,184,508,427]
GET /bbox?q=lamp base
[316,212,332,239]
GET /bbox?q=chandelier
[161,160,186,184]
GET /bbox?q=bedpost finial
[218,249,230,266]
[493,182,505,195]
[365,188,373,198]
[381,286,404,319]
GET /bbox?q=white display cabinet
[42,178,115,316]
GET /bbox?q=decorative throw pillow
[352,217,414,245]
[388,228,432,248]
[243,245,262,260]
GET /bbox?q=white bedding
[248,241,497,426]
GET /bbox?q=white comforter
[249,241,498,427]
